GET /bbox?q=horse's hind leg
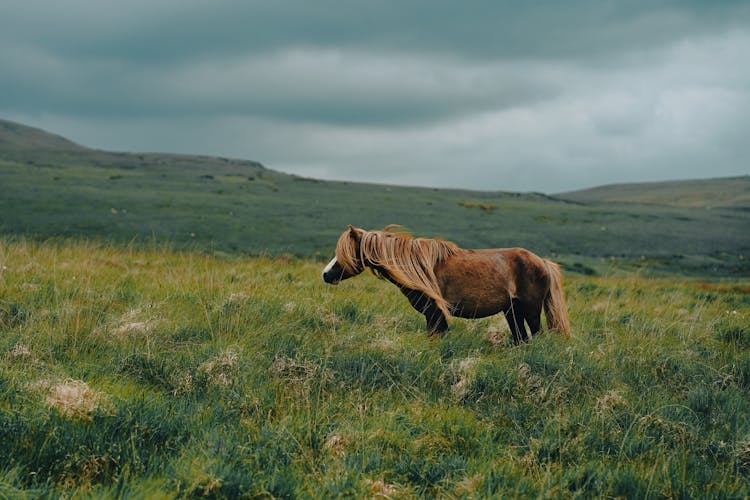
[523,301,543,338]
[505,299,528,344]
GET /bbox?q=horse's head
[322,225,365,284]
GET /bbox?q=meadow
[2,118,749,277]
[1,237,749,498]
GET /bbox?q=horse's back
[468,247,548,275]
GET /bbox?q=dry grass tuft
[317,307,339,327]
[595,389,629,417]
[323,433,350,457]
[199,349,240,387]
[454,474,483,497]
[270,355,323,384]
[451,356,480,402]
[363,478,400,498]
[517,362,565,404]
[113,321,152,336]
[369,336,397,353]
[172,371,194,395]
[217,292,250,310]
[45,379,107,419]
[110,307,160,337]
[8,342,33,361]
[484,325,509,346]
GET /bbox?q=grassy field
[2,119,749,277]
[1,238,749,497]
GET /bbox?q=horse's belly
[452,305,502,319]
[450,297,509,319]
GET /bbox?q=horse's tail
[543,260,571,338]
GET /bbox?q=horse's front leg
[399,287,449,335]
[425,306,448,335]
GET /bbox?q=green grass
[1,237,749,497]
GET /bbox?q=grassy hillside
[2,120,748,277]
[559,176,750,209]
[1,238,749,497]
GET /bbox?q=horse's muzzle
[322,257,343,284]
[322,271,340,285]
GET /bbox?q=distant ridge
[558,176,750,209]
[0,119,87,151]
[0,117,268,174]
[3,117,745,204]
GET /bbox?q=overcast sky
[2,1,749,193]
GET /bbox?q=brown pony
[321,225,570,344]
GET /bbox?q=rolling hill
[1,118,748,276]
[559,176,750,209]
[0,119,268,177]
[0,119,86,151]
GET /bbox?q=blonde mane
[336,226,458,318]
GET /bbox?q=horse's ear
[348,225,361,243]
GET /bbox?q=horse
[321,225,570,344]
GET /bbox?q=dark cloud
[1,0,749,192]
[5,1,748,62]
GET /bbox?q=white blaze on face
[322,257,338,280]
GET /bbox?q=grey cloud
[4,1,749,63]
[162,51,563,125]
[0,44,560,125]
